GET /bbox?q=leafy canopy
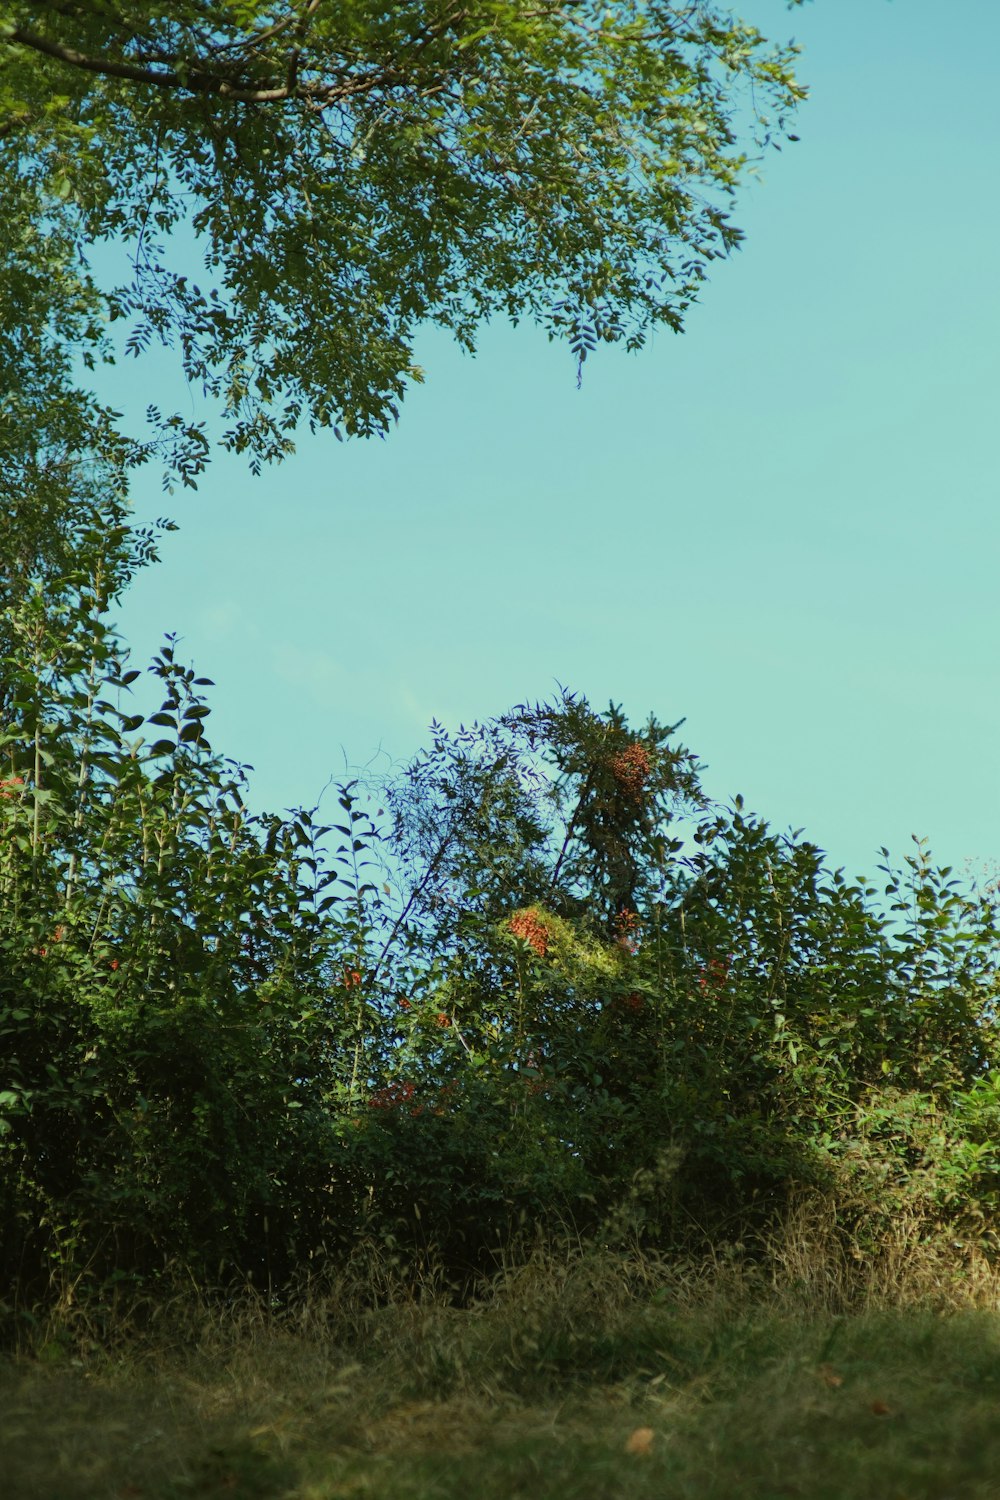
[1,1,805,477]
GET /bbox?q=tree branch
[6,24,400,107]
[0,107,35,140]
[6,7,472,110]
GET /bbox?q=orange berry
[509,909,549,956]
[608,743,651,799]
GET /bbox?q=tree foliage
[7,0,1000,1321]
[3,500,1000,1310]
[2,0,805,476]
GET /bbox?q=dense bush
[3,494,1000,1313]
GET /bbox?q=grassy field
[5,1235,1000,1500]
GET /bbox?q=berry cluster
[368,1080,415,1110]
[613,905,640,954]
[509,909,550,956]
[612,991,646,1015]
[697,957,730,994]
[608,742,651,799]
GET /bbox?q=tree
[1,1,806,479]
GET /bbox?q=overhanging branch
[5,7,474,110]
[7,24,407,107]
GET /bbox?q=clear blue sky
[112,0,1000,888]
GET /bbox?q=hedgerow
[3,494,999,1315]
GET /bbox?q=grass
[5,1218,1000,1500]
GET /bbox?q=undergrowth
[5,445,1000,1500]
[5,1215,1000,1500]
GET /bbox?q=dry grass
[5,1205,1000,1499]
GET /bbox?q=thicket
[3,489,1000,1322]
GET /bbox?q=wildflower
[608,742,651,799]
[509,908,549,957]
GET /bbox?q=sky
[111,0,1000,889]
